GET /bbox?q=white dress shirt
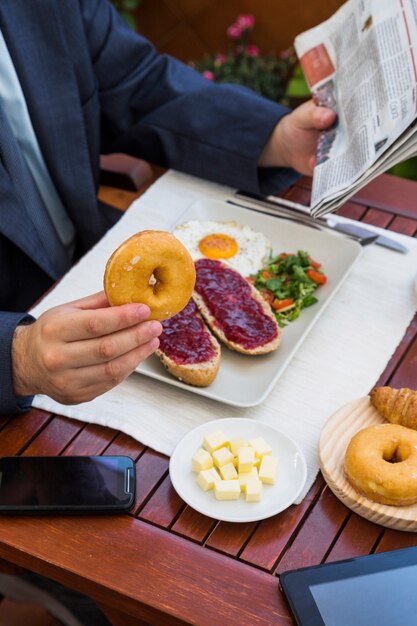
[0,29,76,254]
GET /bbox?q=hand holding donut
[12,230,194,405]
[11,291,162,404]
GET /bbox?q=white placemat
[31,171,417,503]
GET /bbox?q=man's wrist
[11,323,35,397]
[257,117,291,169]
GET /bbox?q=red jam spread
[159,299,216,365]
[195,259,278,350]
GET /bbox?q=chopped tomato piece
[259,289,274,305]
[308,256,321,269]
[278,253,290,260]
[306,269,327,285]
[246,276,256,285]
[261,270,273,279]
[272,298,294,311]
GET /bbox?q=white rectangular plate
[136,199,362,407]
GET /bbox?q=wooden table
[1,173,417,626]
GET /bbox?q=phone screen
[0,456,135,511]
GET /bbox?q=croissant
[370,387,417,429]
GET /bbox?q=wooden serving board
[319,396,417,532]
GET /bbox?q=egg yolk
[198,234,238,259]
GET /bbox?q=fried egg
[173,220,271,277]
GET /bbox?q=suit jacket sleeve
[81,0,300,196]
[0,313,34,414]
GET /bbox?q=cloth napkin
[31,171,417,503]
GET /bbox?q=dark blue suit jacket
[0,0,299,414]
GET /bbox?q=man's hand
[258,100,337,175]
[11,291,162,404]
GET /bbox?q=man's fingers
[292,100,336,131]
[57,337,161,402]
[53,302,152,342]
[61,320,162,367]
[312,107,337,130]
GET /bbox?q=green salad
[250,250,327,327]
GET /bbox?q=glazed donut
[344,423,417,506]
[104,230,196,321]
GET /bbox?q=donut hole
[150,266,171,296]
[148,273,158,290]
[382,442,410,464]
[149,269,165,294]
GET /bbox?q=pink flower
[202,70,215,81]
[214,53,226,66]
[227,24,242,40]
[236,14,255,30]
[246,44,259,57]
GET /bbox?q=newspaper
[293,0,417,217]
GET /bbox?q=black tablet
[280,546,417,626]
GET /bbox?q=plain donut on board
[104,230,196,321]
[344,423,417,506]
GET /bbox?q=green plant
[111,0,140,30]
[285,64,310,100]
[190,15,297,104]
[388,158,417,182]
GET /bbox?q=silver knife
[325,219,409,253]
[234,192,409,253]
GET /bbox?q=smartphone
[0,455,135,514]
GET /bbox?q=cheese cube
[238,467,259,492]
[196,468,220,491]
[230,437,246,456]
[246,478,263,502]
[237,446,255,473]
[219,462,238,480]
[253,457,260,468]
[212,446,234,468]
[214,480,240,500]
[249,436,272,459]
[203,430,229,454]
[192,448,213,473]
[259,455,278,485]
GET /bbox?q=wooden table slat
[132,450,169,515]
[375,529,417,554]
[348,174,417,218]
[360,207,393,229]
[295,174,417,221]
[205,520,258,558]
[283,185,311,207]
[102,432,145,461]
[239,478,324,572]
[62,423,117,456]
[171,506,217,544]
[0,516,290,626]
[0,415,12,432]
[388,215,417,236]
[23,415,82,456]
[335,201,367,221]
[374,313,417,387]
[324,513,382,563]
[386,329,417,390]
[274,486,350,575]
[138,474,185,529]
[0,409,53,456]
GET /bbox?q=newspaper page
[294,0,417,217]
